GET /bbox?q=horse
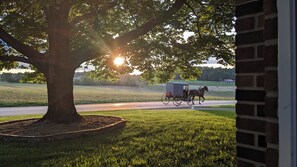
[188,86,209,105]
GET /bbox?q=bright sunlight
[114,57,125,66]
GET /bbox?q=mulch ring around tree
[0,115,126,142]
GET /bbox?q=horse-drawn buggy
[161,82,208,106]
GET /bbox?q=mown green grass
[201,104,235,108]
[0,82,162,107]
[0,109,236,167]
[0,82,234,107]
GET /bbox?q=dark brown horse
[188,86,209,105]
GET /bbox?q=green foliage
[0,72,24,82]
[0,109,236,166]
[198,67,235,81]
[0,60,18,71]
[0,71,46,84]
[74,73,147,87]
[20,72,46,84]
[0,2,47,53]
[0,0,235,83]
[122,0,235,83]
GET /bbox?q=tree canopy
[0,0,235,123]
[0,0,235,83]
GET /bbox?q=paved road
[0,100,236,116]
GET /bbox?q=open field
[0,82,235,107]
[0,109,236,166]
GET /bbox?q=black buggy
[161,82,194,106]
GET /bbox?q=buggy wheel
[173,97,182,106]
[161,93,170,105]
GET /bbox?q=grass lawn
[0,109,236,167]
[0,82,235,107]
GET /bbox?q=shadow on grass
[0,109,236,167]
[0,128,126,166]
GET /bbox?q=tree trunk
[40,68,83,124]
[39,2,83,124]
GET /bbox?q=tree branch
[0,55,31,64]
[87,0,120,7]
[73,47,107,68]
[69,1,118,26]
[0,0,14,3]
[69,11,96,26]
[112,0,187,49]
[74,0,187,64]
[185,1,202,38]
[123,1,139,28]
[0,27,44,60]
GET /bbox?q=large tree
[0,0,234,123]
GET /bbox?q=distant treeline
[73,73,147,87]
[197,67,235,81]
[0,72,147,87]
[0,67,235,85]
[175,67,235,81]
[0,72,46,84]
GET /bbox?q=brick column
[235,0,266,166]
[263,0,278,166]
[235,0,279,166]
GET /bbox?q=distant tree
[197,67,235,81]
[0,72,24,82]
[20,72,46,84]
[0,0,234,123]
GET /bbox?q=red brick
[236,30,264,45]
[236,60,264,73]
[236,0,263,17]
[237,117,266,132]
[236,89,266,102]
[264,18,278,40]
[257,45,264,58]
[256,75,264,87]
[258,15,264,28]
[266,122,279,144]
[257,105,265,117]
[264,70,278,91]
[263,0,277,15]
[266,148,278,167]
[236,75,254,87]
[236,103,255,116]
[235,0,253,5]
[237,159,255,167]
[236,47,255,60]
[235,1,280,167]
[264,96,278,118]
[237,146,265,163]
[264,45,278,66]
[237,131,255,145]
[236,17,255,32]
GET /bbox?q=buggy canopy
[166,82,189,97]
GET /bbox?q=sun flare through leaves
[114,57,125,66]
